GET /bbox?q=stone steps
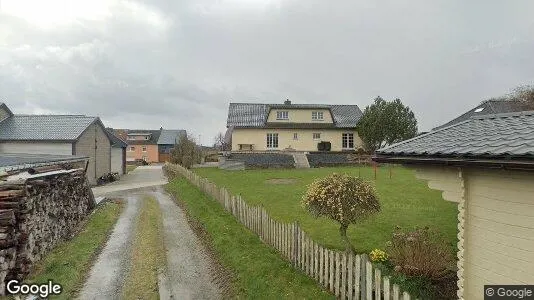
[292,152,310,169]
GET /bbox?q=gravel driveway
[80,166,221,300]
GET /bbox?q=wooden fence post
[384,277,390,300]
[334,251,340,298]
[347,254,354,300]
[329,250,334,292]
[341,252,347,300]
[375,268,382,300]
[366,261,373,300]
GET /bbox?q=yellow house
[226,100,364,152]
[374,111,534,300]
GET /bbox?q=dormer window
[312,111,324,120]
[276,111,289,120]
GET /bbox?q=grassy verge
[28,200,124,299]
[194,166,458,253]
[121,196,165,300]
[166,177,334,299]
[126,165,137,173]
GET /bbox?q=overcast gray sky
[1,0,533,145]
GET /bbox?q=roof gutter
[372,155,534,171]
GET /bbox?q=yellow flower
[370,249,388,263]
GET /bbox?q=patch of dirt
[170,192,236,299]
[265,178,299,185]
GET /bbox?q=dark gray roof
[227,103,362,129]
[106,129,128,148]
[0,153,88,172]
[157,129,186,145]
[434,99,528,130]
[0,115,99,141]
[376,111,534,159]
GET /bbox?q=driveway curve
[80,166,221,300]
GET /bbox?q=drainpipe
[457,169,467,300]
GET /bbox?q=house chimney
[160,126,163,130]
[284,99,291,105]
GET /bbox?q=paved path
[92,165,168,198]
[80,166,221,300]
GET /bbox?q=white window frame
[313,133,321,140]
[276,111,289,120]
[312,111,324,121]
[266,133,279,149]
[342,133,355,149]
[293,133,298,140]
[142,146,147,152]
[129,146,135,151]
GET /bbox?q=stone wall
[0,168,96,294]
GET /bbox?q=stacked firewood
[0,168,95,294]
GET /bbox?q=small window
[128,136,135,140]
[293,133,298,140]
[130,147,135,151]
[145,136,149,140]
[276,111,289,120]
[474,107,485,113]
[312,111,324,120]
[342,133,354,149]
[313,133,321,140]
[266,133,279,148]
[142,146,147,152]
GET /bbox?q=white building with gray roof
[0,103,113,185]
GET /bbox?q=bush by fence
[164,163,413,300]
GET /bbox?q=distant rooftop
[433,99,529,130]
[226,101,363,128]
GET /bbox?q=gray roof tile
[0,115,99,141]
[227,103,362,128]
[157,129,186,145]
[377,111,534,159]
[433,99,529,130]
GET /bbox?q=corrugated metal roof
[0,115,98,141]
[433,99,528,130]
[226,103,362,128]
[376,111,534,158]
[157,129,186,145]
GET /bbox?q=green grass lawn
[28,201,124,299]
[166,178,334,299]
[193,166,458,254]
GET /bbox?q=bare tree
[507,85,534,109]
[213,131,230,151]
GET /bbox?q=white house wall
[0,142,72,155]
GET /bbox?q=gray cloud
[1,0,534,144]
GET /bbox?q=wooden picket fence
[166,163,413,300]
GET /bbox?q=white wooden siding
[111,148,124,175]
[463,169,534,300]
[0,142,72,155]
[415,166,534,300]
